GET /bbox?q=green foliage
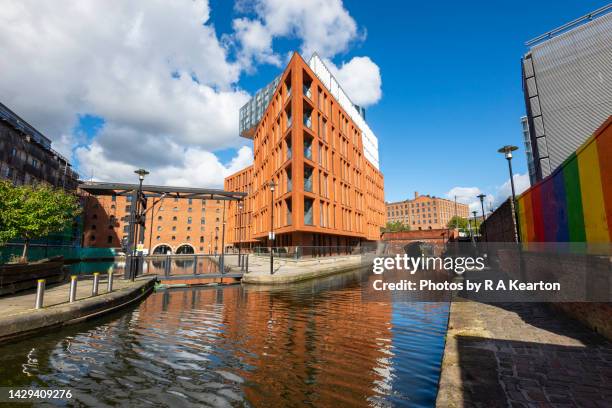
[384,221,411,232]
[447,216,481,232]
[447,216,468,230]
[0,181,81,259]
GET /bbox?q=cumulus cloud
[0,0,250,187]
[0,0,382,188]
[232,0,362,66]
[446,172,531,216]
[229,0,381,106]
[325,57,382,107]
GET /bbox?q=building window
[172,226,176,231]
[201,218,205,224]
[90,235,96,241]
[157,226,162,231]
[158,215,162,220]
[91,224,97,230]
[304,198,314,225]
[187,217,192,224]
[107,236,112,244]
[156,235,161,240]
[173,216,177,221]
[172,236,176,240]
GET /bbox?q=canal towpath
[436,300,612,407]
[0,276,156,344]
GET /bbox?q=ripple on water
[0,271,449,407]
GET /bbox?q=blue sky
[217,0,608,207]
[1,0,608,210]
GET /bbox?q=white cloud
[76,143,253,188]
[445,172,531,216]
[232,0,362,66]
[497,173,530,203]
[326,57,382,107]
[0,0,250,187]
[0,0,381,188]
[231,0,381,107]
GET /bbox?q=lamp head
[497,145,518,160]
[477,193,486,203]
[269,181,277,192]
[135,168,149,181]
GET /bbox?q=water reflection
[0,269,448,407]
[65,257,221,277]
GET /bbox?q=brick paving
[436,300,612,408]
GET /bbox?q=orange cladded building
[224,52,385,251]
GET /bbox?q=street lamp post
[472,210,478,238]
[132,168,149,280]
[477,193,487,242]
[498,145,520,242]
[237,201,244,262]
[220,201,226,273]
[268,181,277,275]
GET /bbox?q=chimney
[414,191,419,199]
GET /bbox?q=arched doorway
[153,244,172,254]
[175,244,195,254]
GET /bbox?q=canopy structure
[79,181,247,201]
[79,181,247,280]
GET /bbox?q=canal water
[0,268,449,407]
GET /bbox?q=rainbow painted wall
[517,116,612,243]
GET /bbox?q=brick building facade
[82,193,225,254]
[386,192,469,230]
[225,53,385,250]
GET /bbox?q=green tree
[447,216,482,234]
[0,181,81,261]
[447,216,468,230]
[384,221,411,232]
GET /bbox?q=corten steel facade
[386,192,469,230]
[82,193,226,254]
[0,102,78,189]
[522,7,612,182]
[225,53,385,249]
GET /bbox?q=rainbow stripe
[517,116,612,243]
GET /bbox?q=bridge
[139,253,248,284]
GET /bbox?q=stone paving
[436,300,612,408]
[1,276,147,317]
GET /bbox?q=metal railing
[252,245,376,259]
[134,253,249,279]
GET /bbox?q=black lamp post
[132,168,149,280]
[498,145,520,242]
[268,181,277,275]
[477,193,487,242]
[220,201,226,272]
[472,210,478,238]
[237,201,244,259]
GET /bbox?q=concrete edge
[435,300,462,408]
[241,262,365,285]
[0,277,157,345]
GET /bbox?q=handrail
[525,4,612,46]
